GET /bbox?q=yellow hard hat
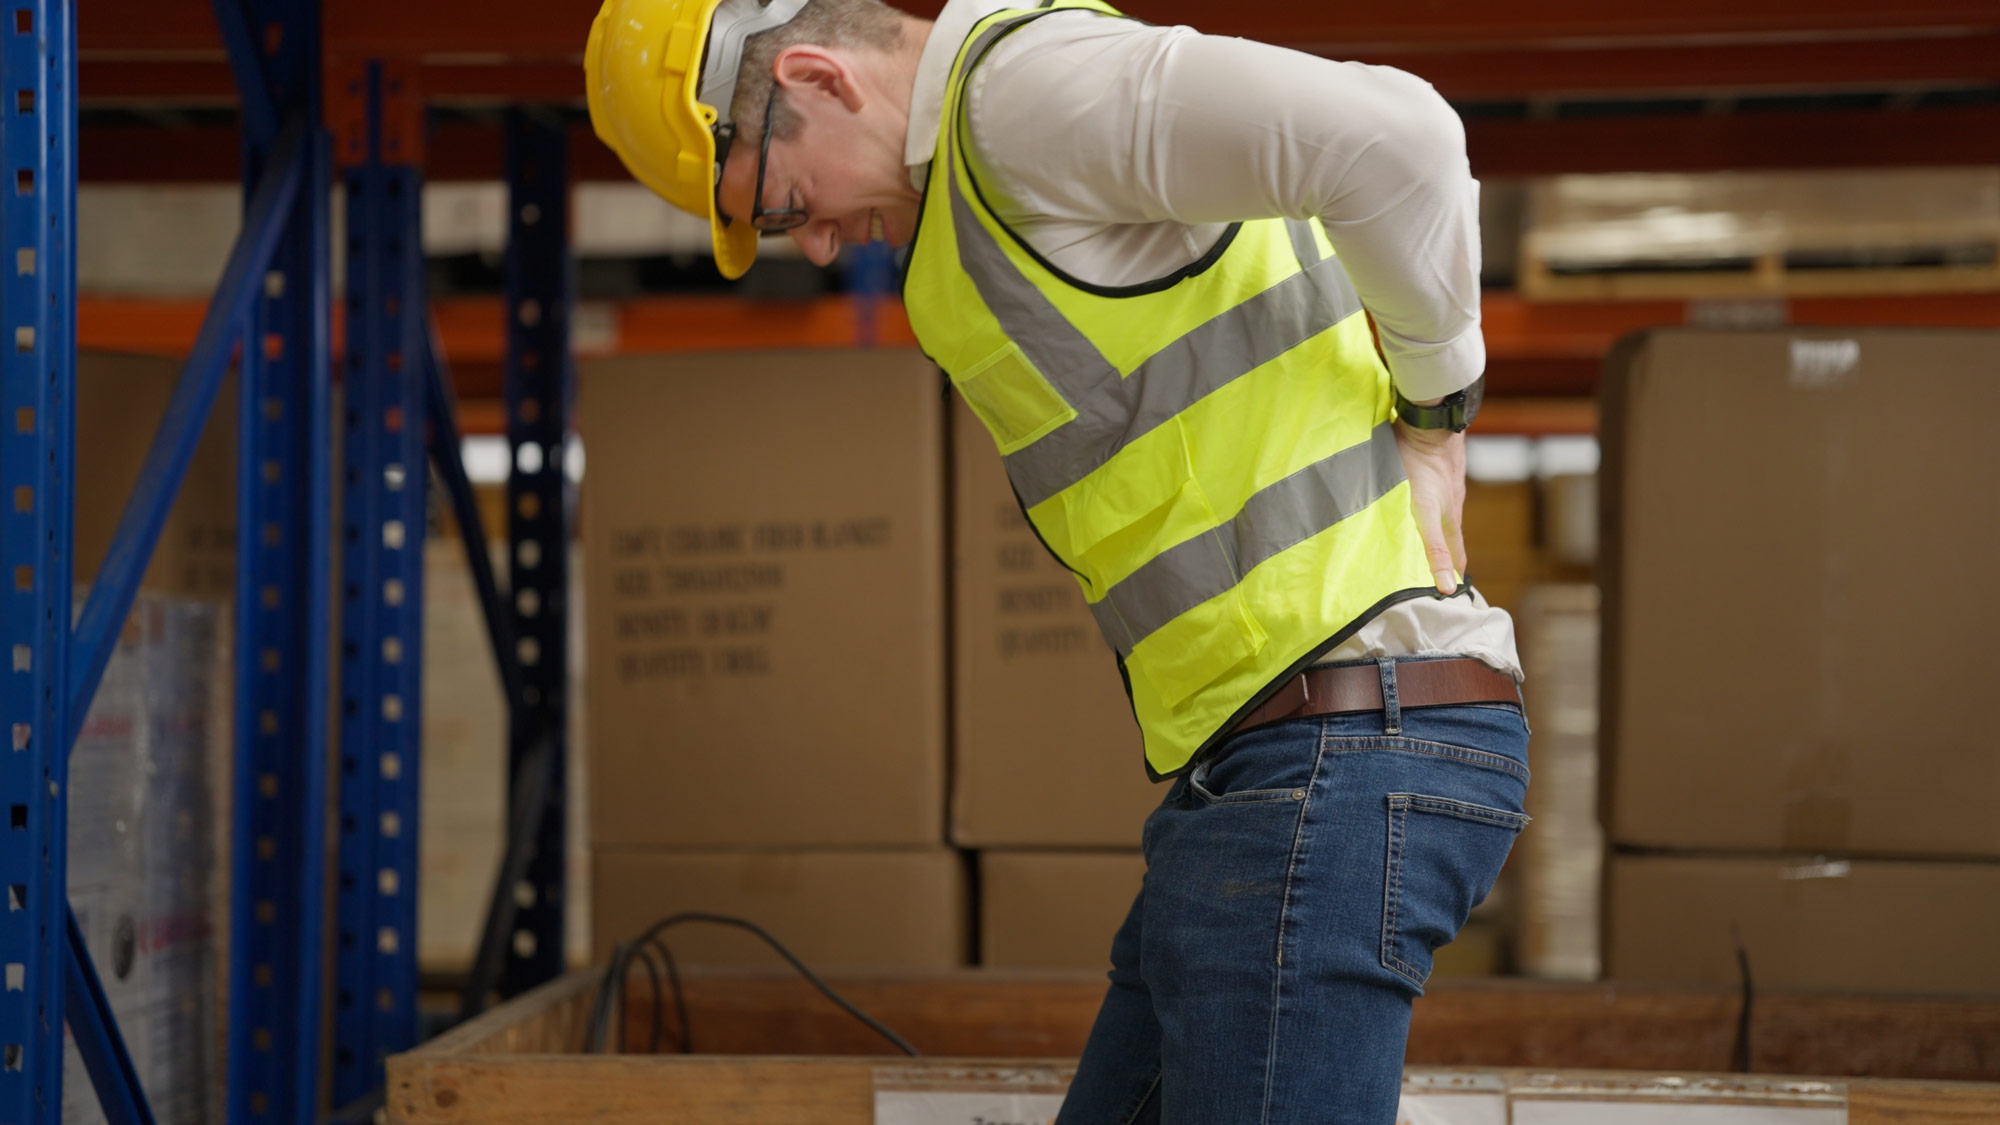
[586,0,811,279]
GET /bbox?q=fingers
[1445,504,1468,583]
[1413,496,1459,596]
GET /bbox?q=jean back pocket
[1380,793,1529,992]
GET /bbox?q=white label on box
[873,1091,1066,1125]
[1789,339,1860,388]
[874,1066,1070,1125]
[1398,1092,1507,1124]
[872,1078,1510,1124]
[1516,1104,1845,1125]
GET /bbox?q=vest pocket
[1380,793,1529,992]
[1063,416,1199,564]
[1142,589,1267,712]
[954,340,1077,454]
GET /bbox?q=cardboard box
[1514,585,1602,980]
[1542,474,1598,569]
[65,597,225,1124]
[979,851,1144,970]
[950,401,1163,848]
[1461,480,1540,611]
[75,353,237,601]
[590,848,968,970]
[1605,852,2000,995]
[1600,329,2000,857]
[580,350,946,848]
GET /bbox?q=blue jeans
[1055,666,1530,1125]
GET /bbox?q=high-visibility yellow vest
[904,0,1439,777]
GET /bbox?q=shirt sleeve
[970,18,1486,401]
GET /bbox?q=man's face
[714,65,923,269]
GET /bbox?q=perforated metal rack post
[498,110,572,998]
[330,58,427,1115]
[11,3,586,1114]
[0,1,77,1119]
[226,1,335,1122]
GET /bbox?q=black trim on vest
[910,3,1451,783]
[937,4,1242,299]
[948,25,1232,298]
[897,150,935,302]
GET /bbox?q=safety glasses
[714,87,809,235]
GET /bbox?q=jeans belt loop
[1376,656,1401,736]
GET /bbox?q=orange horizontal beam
[84,0,2000,58]
[442,393,1605,437]
[81,292,2000,357]
[1475,398,1598,437]
[1482,291,2000,359]
[79,291,2000,408]
[78,294,920,366]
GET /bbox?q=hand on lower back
[1393,420,1468,595]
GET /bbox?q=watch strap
[1394,376,1485,433]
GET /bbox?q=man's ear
[772,45,865,113]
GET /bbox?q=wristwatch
[1394,376,1485,433]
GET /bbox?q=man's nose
[792,222,838,267]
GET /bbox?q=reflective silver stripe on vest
[947,14,1124,413]
[1088,421,1406,656]
[1000,253,1363,509]
[1285,218,1322,267]
[945,19,1369,512]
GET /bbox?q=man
[587,1,1530,1121]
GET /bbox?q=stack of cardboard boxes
[580,350,967,970]
[1513,585,1602,980]
[581,351,1557,974]
[949,400,1156,970]
[1599,329,2000,995]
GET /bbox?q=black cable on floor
[646,937,692,1054]
[583,942,626,1054]
[1731,926,1755,1074]
[627,944,666,1055]
[597,912,919,1058]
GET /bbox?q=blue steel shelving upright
[228,1,335,1122]
[330,57,428,1116]
[0,1,77,1121]
[0,1,577,1121]
[498,110,573,1000]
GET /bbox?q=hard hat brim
[586,0,762,279]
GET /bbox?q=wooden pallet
[1519,244,2000,301]
[1520,169,2000,301]
[389,970,2000,1124]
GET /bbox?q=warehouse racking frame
[0,2,575,1122]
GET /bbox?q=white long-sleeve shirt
[906,0,1523,679]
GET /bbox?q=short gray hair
[729,0,910,142]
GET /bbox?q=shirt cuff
[1383,329,1486,403]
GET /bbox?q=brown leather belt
[1228,658,1519,739]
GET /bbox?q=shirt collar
[904,0,1023,192]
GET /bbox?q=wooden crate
[1520,238,2000,301]
[390,970,2000,1123]
[1520,169,2000,301]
